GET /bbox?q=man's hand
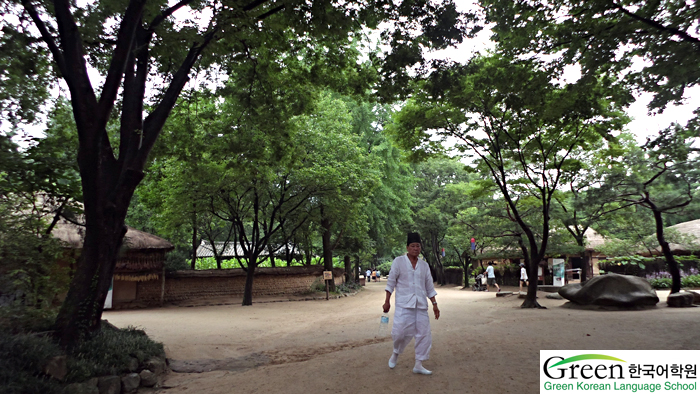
[383,301,391,313]
[433,305,440,320]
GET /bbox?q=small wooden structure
[52,219,174,309]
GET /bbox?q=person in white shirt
[366,269,371,284]
[519,263,529,293]
[383,232,439,375]
[485,261,501,292]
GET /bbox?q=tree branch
[611,1,700,46]
[97,0,147,130]
[21,0,68,78]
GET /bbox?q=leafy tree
[595,126,699,293]
[550,135,638,282]
[6,0,471,348]
[350,102,414,262]
[0,109,78,313]
[408,157,473,284]
[446,179,525,286]
[390,54,627,307]
[480,0,697,115]
[300,93,379,292]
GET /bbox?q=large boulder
[139,369,158,387]
[144,357,167,375]
[97,376,121,394]
[121,372,140,393]
[559,273,659,308]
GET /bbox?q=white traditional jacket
[385,255,437,310]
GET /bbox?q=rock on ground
[121,372,140,393]
[559,273,659,307]
[667,292,695,307]
[97,375,120,394]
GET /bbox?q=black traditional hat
[406,232,422,246]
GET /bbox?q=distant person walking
[376,269,381,282]
[383,232,440,375]
[519,263,529,293]
[372,269,377,282]
[485,262,501,293]
[366,269,372,284]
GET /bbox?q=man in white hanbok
[383,232,440,375]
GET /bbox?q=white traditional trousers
[391,306,432,361]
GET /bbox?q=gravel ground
[103,282,698,394]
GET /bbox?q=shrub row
[647,274,700,289]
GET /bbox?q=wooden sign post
[323,271,333,300]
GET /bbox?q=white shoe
[388,353,398,369]
[412,365,432,375]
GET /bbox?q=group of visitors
[483,261,529,293]
[365,268,382,282]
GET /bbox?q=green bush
[335,282,361,293]
[66,325,164,382]
[377,261,392,276]
[648,278,672,289]
[0,305,57,334]
[647,275,700,289]
[310,277,326,292]
[0,333,63,394]
[682,275,700,288]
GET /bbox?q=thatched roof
[658,219,700,255]
[584,228,608,251]
[52,219,173,251]
[637,219,700,256]
[668,219,700,240]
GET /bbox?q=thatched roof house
[583,228,608,251]
[52,219,174,281]
[646,219,700,256]
[52,218,174,309]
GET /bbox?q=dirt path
[104,282,700,394]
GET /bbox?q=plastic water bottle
[378,313,390,336]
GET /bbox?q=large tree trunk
[353,255,360,282]
[28,0,216,350]
[574,235,588,283]
[462,252,471,290]
[54,161,138,348]
[190,217,198,270]
[652,209,681,293]
[242,262,256,306]
[517,235,545,309]
[581,255,589,283]
[344,255,351,283]
[267,243,276,268]
[321,217,336,291]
